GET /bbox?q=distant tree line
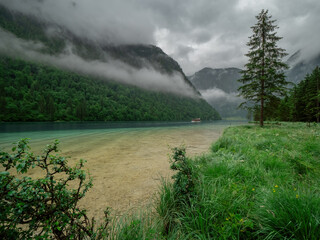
[263,66,320,123]
[0,56,220,122]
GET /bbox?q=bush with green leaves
[0,139,109,239]
[170,146,196,201]
[156,147,197,237]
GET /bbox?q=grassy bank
[114,122,320,239]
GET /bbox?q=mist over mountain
[0,4,220,122]
[286,50,320,84]
[188,67,246,118]
[0,4,198,97]
[187,47,320,119]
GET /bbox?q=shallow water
[0,121,245,220]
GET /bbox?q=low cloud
[200,88,240,103]
[0,29,196,97]
[199,88,246,117]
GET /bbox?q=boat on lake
[191,118,201,123]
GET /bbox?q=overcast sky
[2,0,320,75]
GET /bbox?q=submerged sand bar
[0,121,244,221]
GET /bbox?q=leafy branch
[0,139,109,239]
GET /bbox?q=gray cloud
[0,29,196,97]
[175,45,195,58]
[192,30,212,45]
[1,0,320,75]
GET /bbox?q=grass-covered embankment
[152,122,320,239]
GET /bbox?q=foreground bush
[0,139,109,239]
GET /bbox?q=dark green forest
[261,66,320,123]
[0,56,220,122]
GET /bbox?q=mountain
[0,4,220,121]
[188,67,246,118]
[188,67,242,93]
[286,50,320,84]
[286,50,301,67]
[188,50,320,119]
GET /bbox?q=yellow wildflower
[252,188,255,191]
[296,194,299,199]
[275,185,278,188]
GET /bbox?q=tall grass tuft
[156,179,180,236]
[108,209,163,240]
[256,189,320,239]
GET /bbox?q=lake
[0,120,246,221]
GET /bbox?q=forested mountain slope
[0,4,220,121]
[0,57,220,122]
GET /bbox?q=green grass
[108,210,163,240]
[154,122,320,239]
[110,122,320,239]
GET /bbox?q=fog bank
[0,29,196,97]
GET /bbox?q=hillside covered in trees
[0,56,220,122]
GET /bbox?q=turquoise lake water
[0,120,247,220]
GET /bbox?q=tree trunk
[260,22,265,127]
[317,69,319,123]
[260,81,264,127]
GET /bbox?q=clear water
[0,120,246,220]
[0,120,244,147]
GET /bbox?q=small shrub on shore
[0,139,110,239]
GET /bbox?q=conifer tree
[238,9,288,126]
